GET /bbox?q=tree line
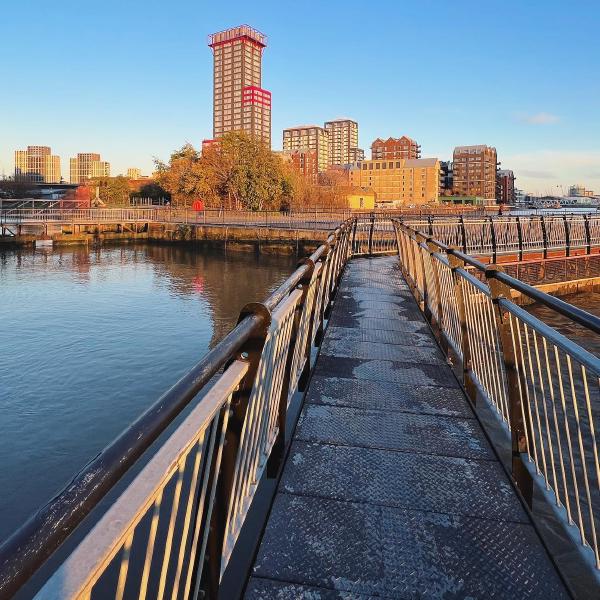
[1,132,351,209]
[154,132,349,210]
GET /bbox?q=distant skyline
[1,0,599,195]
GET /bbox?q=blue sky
[1,0,599,194]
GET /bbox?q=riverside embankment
[0,222,329,255]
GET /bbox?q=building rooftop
[325,118,358,124]
[371,136,418,146]
[208,25,267,48]
[405,158,438,167]
[454,145,496,153]
[283,125,326,131]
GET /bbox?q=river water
[1,244,598,545]
[527,291,600,356]
[0,244,295,542]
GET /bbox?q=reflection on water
[527,291,600,357]
[0,244,295,541]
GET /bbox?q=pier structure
[0,216,599,599]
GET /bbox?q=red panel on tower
[242,86,272,107]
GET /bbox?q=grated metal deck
[246,256,568,599]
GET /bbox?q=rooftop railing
[393,219,600,575]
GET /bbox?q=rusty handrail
[0,220,357,599]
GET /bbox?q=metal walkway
[245,256,569,599]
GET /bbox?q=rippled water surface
[527,291,600,356]
[0,244,295,541]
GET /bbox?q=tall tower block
[208,25,271,148]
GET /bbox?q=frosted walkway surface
[245,256,568,599]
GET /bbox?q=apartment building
[452,145,498,199]
[127,168,142,180]
[324,119,358,166]
[14,146,61,183]
[371,136,421,160]
[348,147,365,163]
[497,169,516,204]
[283,125,329,172]
[287,149,318,183]
[69,153,110,183]
[348,158,440,205]
[208,25,271,147]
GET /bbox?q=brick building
[283,125,329,172]
[288,149,319,183]
[497,169,516,204]
[348,158,440,206]
[371,136,421,161]
[452,145,498,200]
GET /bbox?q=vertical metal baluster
[566,355,591,547]
[156,461,186,600]
[554,346,580,527]
[532,330,558,493]
[482,296,505,417]
[542,338,567,510]
[581,366,600,568]
[139,490,164,600]
[183,417,220,600]
[514,318,539,465]
[171,437,206,600]
[523,323,549,480]
[115,532,135,600]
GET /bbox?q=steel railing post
[540,215,548,259]
[489,216,497,263]
[367,213,375,256]
[426,240,446,354]
[563,214,571,257]
[313,244,331,346]
[267,257,316,477]
[485,266,534,506]
[202,302,271,598]
[415,232,429,315]
[516,216,523,262]
[459,215,467,253]
[584,214,591,255]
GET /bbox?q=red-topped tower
[207,25,271,148]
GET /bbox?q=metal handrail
[0,219,360,599]
[393,217,600,574]
[403,213,600,259]
[397,221,600,334]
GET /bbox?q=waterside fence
[394,219,600,575]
